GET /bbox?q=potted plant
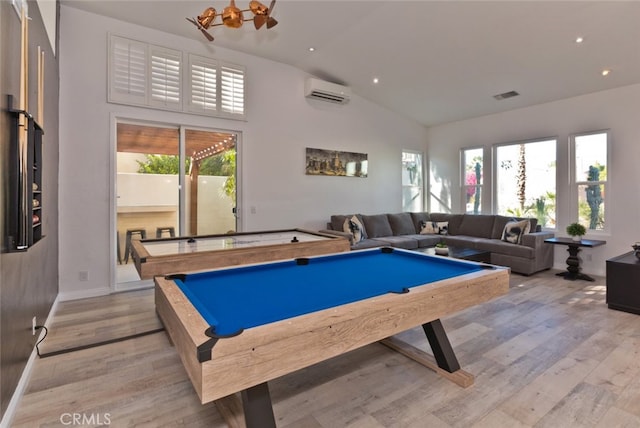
[435,240,448,255]
[566,222,586,241]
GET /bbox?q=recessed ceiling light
[575,36,584,43]
[601,69,611,76]
[372,77,379,84]
[308,47,315,52]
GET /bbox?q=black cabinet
[7,95,44,251]
[606,251,640,315]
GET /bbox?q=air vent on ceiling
[305,78,351,104]
[493,90,520,100]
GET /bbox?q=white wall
[427,84,640,276]
[58,6,428,298]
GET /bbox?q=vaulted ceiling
[63,1,640,127]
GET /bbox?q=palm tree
[517,144,526,210]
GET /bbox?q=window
[494,138,556,228]
[571,130,609,231]
[108,35,246,120]
[461,148,483,214]
[109,36,147,105]
[149,46,182,109]
[220,65,245,116]
[188,54,218,114]
[402,151,424,212]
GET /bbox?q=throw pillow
[501,219,531,244]
[419,221,449,235]
[343,215,367,242]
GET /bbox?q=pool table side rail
[134,229,350,279]
[155,266,509,404]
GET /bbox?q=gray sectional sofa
[320,212,554,275]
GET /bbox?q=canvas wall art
[305,148,368,178]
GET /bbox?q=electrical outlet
[32,316,37,335]
[586,254,592,262]
[79,271,89,281]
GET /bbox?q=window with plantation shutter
[188,54,218,114]
[109,35,147,105]
[108,35,246,120]
[220,64,245,117]
[149,47,182,109]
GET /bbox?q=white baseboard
[57,286,111,302]
[0,295,60,428]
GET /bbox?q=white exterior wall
[58,6,428,299]
[427,83,640,276]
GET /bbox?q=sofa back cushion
[458,215,496,239]
[428,213,464,235]
[361,214,393,238]
[491,215,538,239]
[387,213,416,235]
[330,215,352,231]
[410,212,430,232]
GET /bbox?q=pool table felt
[173,249,484,336]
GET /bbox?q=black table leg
[422,319,461,373]
[555,244,595,281]
[241,382,276,428]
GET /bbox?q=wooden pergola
[117,123,235,234]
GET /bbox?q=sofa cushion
[351,238,388,250]
[419,221,449,235]
[458,215,496,239]
[387,213,416,236]
[410,212,430,233]
[491,215,538,239]
[331,214,367,234]
[501,219,531,244]
[481,238,535,259]
[442,235,484,248]
[405,234,442,248]
[361,214,393,238]
[429,213,464,235]
[343,215,367,242]
[373,236,419,250]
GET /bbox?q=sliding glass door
[115,121,238,288]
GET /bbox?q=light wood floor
[12,270,640,427]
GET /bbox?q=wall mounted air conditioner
[304,78,351,104]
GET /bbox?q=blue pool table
[155,247,510,427]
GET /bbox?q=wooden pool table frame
[155,253,509,427]
[132,228,350,279]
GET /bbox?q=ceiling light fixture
[372,77,379,84]
[601,69,611,76]
[575,36,584,43]
[186,0,278,42]
[308,47,315,52]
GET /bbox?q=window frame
[569,129,611,235]
[401,150,425,212]
[492,136,557,228]
[460,146,485,215]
